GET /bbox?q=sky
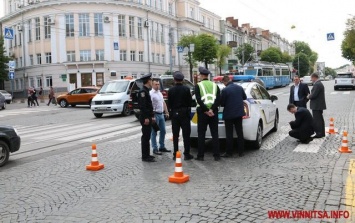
[1,0,354,68]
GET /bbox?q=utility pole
[168,0,176,75]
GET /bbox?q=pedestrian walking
[307,73,326,138]
[27,88,35,107]
[32,87,39,106]
[195,67,221,161]
[39,87,43,101]
[168,71,194,161]
[220,75,247,157]
[287,104,314,144]
[150,79,171,155]
[47,86,57,106]
[289,75,310,108]
[138,73,156,162]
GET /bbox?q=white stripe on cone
[92,150,97,154]
[92,157,98,162]
[342,143,348,147]
[343,137,348,141]
[176,158,182,163]
[175,167,183,172]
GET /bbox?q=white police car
[190,75,279,149]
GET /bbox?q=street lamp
[168,0,177,75]
[297,50,304,76]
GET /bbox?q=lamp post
[168,0,177,75]
[297,50,304,76]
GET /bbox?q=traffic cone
[168,151,189,184]
[339,131,352,153]
[86,144,105,171]
[326,117,338,134]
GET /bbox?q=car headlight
[112,100,121,104]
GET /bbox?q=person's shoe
[142,157,156,162]
[238,153,245,157]
[195,157,204,161]
[221,153,233,158]
[214,156,221,161]
[159,148,171,152]
[153,150,162,155]
[301,137,314,144]
[184,154,194,160]
[149,155,156,159]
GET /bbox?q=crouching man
[287,104,314,144]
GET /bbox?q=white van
[301,75,313,86]
[91,79,135,118]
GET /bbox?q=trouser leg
[234,117,244,154]
[209,114,220,157]
[141,121,152,159]
[197,112,208,158]
[172,117,180,156]
[158,114,166,149]
[181,116,191,155]
[224,119,234,155]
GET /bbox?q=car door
[68,89,81,103]
[257,84,276,128]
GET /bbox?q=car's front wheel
[121,102,131,116]
[0,140,10,167]
[251,122,263,149]
[94,113,103,118]
[59,99,68,107]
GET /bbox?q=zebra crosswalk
[0,106,60,118]
[271,91,351,96]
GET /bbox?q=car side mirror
[270,95,278,102]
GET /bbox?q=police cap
[198,67,211,75]
[173,71,184,81]
[140,73,152,80]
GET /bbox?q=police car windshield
[99,81,129,94]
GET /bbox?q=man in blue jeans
[150,79,171,155]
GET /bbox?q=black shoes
[142,157,156,162]
[312,135,324,139]
[195,157,204,161]
[184,154,194,160]
[300,137,314,144]
[221,153,233,158]
[159,148,171,152]
[153,150,162,155]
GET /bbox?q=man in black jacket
[220,75,247,157]
[287,104,315,144]
[289,75,310,108]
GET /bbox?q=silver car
[334,72,355,90]
[0,93,6,110]
[0,90,12,104]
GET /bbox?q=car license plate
[97,107,107,110]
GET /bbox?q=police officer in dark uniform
[195,67,221,161]
[168,71,194,161]
[138,73,156,162]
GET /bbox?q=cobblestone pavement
[1,82,355,222]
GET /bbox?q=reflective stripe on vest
[197,81,217,109]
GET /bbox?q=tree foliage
[292,52,310,77]
[281,52,293,63]
[341,16,355,64]
[234,43,254,65]
[260,47,282,63]
[193,33,218,69]
[0,36,10,88]
[324,67,337,78]
[294,41,312,57]
[216,44,231,75]
[178,34,198,81]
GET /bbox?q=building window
[66,14,74,37]
[96,50,104,61]
[79,13,90,37]
[118,15,126,37]
[29,77,35,88]
[67,51,75,62]
[155,23,159,42]
[19,57,22,67]
[45,76,53,87]
[35,17,40,40]
[146,0,151,6]
[162,54,165,64]
[157,0,162,9]
[150,22,153,41]
[94,13,103,36]
[129,16,135,38]
[37,53,41,64]
[168,3,173,15]
[45,52,52,63]
[160,24,164,43]
[44,16,51,39]
[36,77,42,88]
[29,55,33,65]
[130,50,136,61]
[207,18,210,29]
[14,34,17,46]
[156,54,160,64]
[28,20,32,42]
[139,51,144,62]
[201,16,205,25]
[19,32,22,46]
[120,50,127,61]
[152,53,155,63]
[138,18,143,39]
[190,7,194,19]
[80,50,91,61]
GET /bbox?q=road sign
[327,33,335,41]
[8,72,15,80]
[4,28,14,40]
[9,68,15,73]
[177,46,184,53]
[8,60,15,68]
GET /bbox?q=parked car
[129,75,195,119]
[57,86,100,108]
[0,93,6,110]
[334,72,355,90]
[91,79,135,118]
[190,81,279,149]
[0,125,21,167]
[302,75,313,86]
[0,90,13,104]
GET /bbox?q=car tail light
[242,102,250,119]
[161,90,168,99]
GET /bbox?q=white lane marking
[343,91,350,95]
[260,125,290,150]
[330,92,338,95]
[293,138,324,153]
[283,93,290,96]
[273,92,286,96]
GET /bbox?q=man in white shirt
[150,79,171,155]
[289,75,310,108]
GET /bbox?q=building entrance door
[81,73,92,87]
[69,73,77,88]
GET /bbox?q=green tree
[216,44,231,75]
[293,41,312,57]
[0,36,10,89]
[281,52,293,63]
[324,67,337,78]
[177,34,198,81]
[341,29,355,64]
[235,43,254,65]
[260,47,282,63]
[193,33,218,69]
[292,52,310,77]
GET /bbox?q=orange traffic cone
[326,117,338,134]
[168,151,189,184]
[86,144,105,171]
[339,131,352,153]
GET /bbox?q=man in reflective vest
[194,67,221,161]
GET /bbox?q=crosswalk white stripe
[260,125,290,150]
[0,108,59,118]
[17,124,74,135]
[80,125,143,142]
[343,91,350,95]
[293,138,323,153]
[330,92,338,95]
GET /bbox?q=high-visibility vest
[197,80,217,109]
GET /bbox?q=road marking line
[293,138,324,153]
[273,92,285,96]
[345,159,355,219]
[344,91,351,95]
[330,92,338,95]
[282,93,290,96]
[260,125,290,150]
